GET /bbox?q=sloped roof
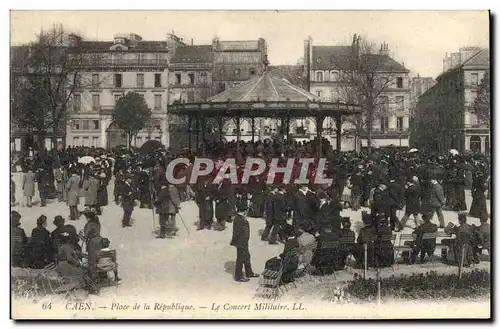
[170,45,213,64]
[215,40,260,51]
[463,48,489,68]
[438,48,489,79]
[312,45,408,72]
[79,40,168,52]
[208,69,318,102]
[312,46,352,70]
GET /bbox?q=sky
[10,10,489,78]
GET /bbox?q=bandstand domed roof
[208,69,319,103]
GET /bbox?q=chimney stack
[379,42,390,56]
[191,38,193,46]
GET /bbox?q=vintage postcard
[10,10,491,319]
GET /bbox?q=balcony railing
[84,58,169,67]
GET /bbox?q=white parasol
[78,156,96,164]
[449,149,459,156]
[408,148,419,153]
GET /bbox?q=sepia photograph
[9,9,491,319]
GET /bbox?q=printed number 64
[41,302,52,310]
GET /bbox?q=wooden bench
[258,248,298,299]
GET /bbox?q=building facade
[412,48,490,153]
[211,38,267,94]
[65,33,181,149]
[304,37,411,151]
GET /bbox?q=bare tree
[11,24,93,152]
[336,34,407,154]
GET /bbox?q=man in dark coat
[121,175,136,228]
[388,178,404,231]
[195,179,214,231]
[353,212,376,268]
[400,176,421,229]
[261,186,278,243]
[137,167,152,209]
[230,202,259,282]
[11,211,28,267]
[114,168,125,205]
[311,218,343,274]
[404,213,438,264]
[36,166,52,207]
[154,181,173,239]
[293,185,310,230]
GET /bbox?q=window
[395,96,404,110]
[92,94,100,111]
[73,94,81,112]
[470,90,478,104]
[137,74,144,88]
[154,73,162,87]
[316,90,323,98]
[83,137,90,147]
[396,77,403,88]
[397,117,404,132]
[136,136,142,146]
[316,71,323,82]
[72,137,80,146]
[187,90,195,102]
[154,94,162,109]
[92,137,99,147]
[249,68,256,75]
[82,120,90,130]
[379,96,389,111]
[115,94,122,106]
[188,73,195,85]
[93,120,100,130]
[471,73,479,86]
[380,117,389,133]
[114,74,122,88]
[92,74,99,86]
[219,82,226,92]
[154,120,161,130]
[74,74,81,87]
[234,69,240,76]
[330,71,339,81]
[72,120,80,130]
[175,73,181,84]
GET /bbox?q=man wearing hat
[11,211,27,267]
[121,174,137,228]
[230,200,259,282]
[353,212,376,268]
[154,180,181,238]
[51,215,80,252]
[442,213,474,266]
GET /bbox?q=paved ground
[10,173,491,319]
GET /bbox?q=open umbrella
[139,140,164,156]
[78,156,95,164]
[449,149,459,156]
[408,148,419,153]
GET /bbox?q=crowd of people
[10,137,491,288]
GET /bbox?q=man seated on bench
[296,225,316,271]
[97,238,121,283]
[311,218,343,275]
[442,213,475,267]
[402,213,437,264]
[338,217,355,268]
[353,212,376,268]
[263,224,299,284]
[373,216,394,268]
[472,216,490,257]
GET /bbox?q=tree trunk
[127,132,132,150]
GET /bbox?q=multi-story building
[211,38,267,94]
[66,33,180,149]
[304,37,411,151]
[413,48,490,153]
[409,75,435,116]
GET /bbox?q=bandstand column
[316,116,325,157]
[195,115,200,152]
[236,116,241,154]
[188,116,193,150]
[251,117,256,143]
[336,115,342,151]
[201,118,206,155]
